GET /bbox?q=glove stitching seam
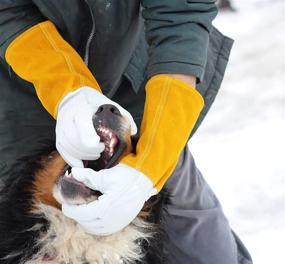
[39,23,78,83]
[39,23,87,116]
[136,77,171,172]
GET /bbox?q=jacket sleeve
[0,1,45,59]
[0,1,101,118]
[141,0,218,81]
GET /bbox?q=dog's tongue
[61,171,101,204]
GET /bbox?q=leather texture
[5,21,101,117]
[122,75,204,190]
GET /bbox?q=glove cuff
[58,87,101,112]
[117,164,158,197]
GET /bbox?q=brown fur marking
[33,153,66,209]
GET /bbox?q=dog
[0,104,165,264]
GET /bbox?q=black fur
[139,192,169,264]
[0,141,55,264]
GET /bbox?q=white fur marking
[26,204,153,264]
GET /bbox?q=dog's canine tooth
[110,138,116,148]
[64,171,72,178]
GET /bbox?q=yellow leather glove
[5,21,100,118]
[122,75,204,191]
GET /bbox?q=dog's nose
[95,104,121,116]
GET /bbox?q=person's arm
[141,0,218,81]
[63,1,217,235]
[4,20,101,118]
[0,1,100,117]
[121,0,218,189]
[0,1,44,59]
[1,2,137,167]
[167,74,196,88]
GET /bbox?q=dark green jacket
[0,0,233,170]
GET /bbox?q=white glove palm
[62,164,157,235]
[56,87,137,167]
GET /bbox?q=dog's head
[0,104,163,264]
[34,104,133,208]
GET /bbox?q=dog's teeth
[110,138,116,147]
[65,171,71,178]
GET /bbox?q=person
[0,1,252,263]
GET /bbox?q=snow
[189,1,285,263]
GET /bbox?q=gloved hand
[62,164,157,235]
[56,87,137,167]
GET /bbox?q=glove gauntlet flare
[5,21,100,118]
[122,75,204,190]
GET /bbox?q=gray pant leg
[163,147,252,264]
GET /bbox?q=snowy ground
[189,0,285,263]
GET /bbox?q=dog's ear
[33,153,65,209]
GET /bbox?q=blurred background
[189,0,285,263]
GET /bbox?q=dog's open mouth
[56,167,102,205]
[54,124,128,205]
[84,124,127,171]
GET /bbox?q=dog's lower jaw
[26,204,153,264]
